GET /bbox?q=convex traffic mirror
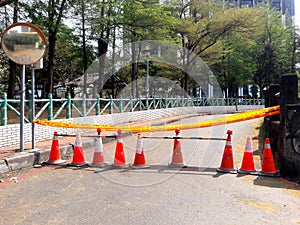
[1,22,47,65]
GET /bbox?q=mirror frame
[1,22,47,65]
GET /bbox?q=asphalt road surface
[0,115,299,225]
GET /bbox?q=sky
[295,1,300,27]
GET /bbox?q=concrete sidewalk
[0,114,194,174]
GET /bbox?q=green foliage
[0,54,9,90]
[165,0,267,92]
[212,31,258,97]
[0,0,298,98]
[121,0,177,42]
[54,24,97,84]
[252,7,295,94]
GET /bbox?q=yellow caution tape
[33,105,280,132]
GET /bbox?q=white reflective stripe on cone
[136,138,143,154]
[75,133,82,146]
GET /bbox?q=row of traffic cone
[109,129,186,168]
[44,129,186,168]
[44,131,89,167]
[217,130,279,177]
[45,129,278,176]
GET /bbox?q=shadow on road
[44,163,299,191]
[92,164,218,176]
[253,176,300,191]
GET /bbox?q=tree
[121,0,175,97]
[46,0,68,96]
[252,8,295,96]
[79,0,120,97]
[1,0,298,101]
[212,33,257,97]
[21,0,70,96]
[294,30,300,71]
[68,0,98,95]
[54,24,96,87]
[167,0,264,93]
[0,0,19,99]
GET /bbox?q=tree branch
[0,0,12,7]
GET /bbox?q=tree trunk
[81,1,88,72]
[183,71,189,93]
[81,1,88,96]
[47,32,55,97]
[181,34,191,93]
[0,0,13,7]
[7,61,17,99]
[98,38,108,98]
[131,42,138,98]
[97,1,111,98]
[7,0,18,99]
[111,26,116,98]
[46,0,67,96]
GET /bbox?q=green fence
[0,93,264,126]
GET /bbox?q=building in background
[226,0,295,16]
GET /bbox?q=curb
[0,114,196,174]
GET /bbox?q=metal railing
[0,92,264,126]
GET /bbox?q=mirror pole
[31,65,35,149]
[20,65,25,152]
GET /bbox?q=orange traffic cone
[238,136,258,175]
[112,129,128,168]
[217,130,237,174]
[91,128,108,167]
[43,131,66,165]
[67,133,89,167]
[131,134,150,169]
[259,138,280,177]
[169,129,186,168]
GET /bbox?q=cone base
[238,169,258,175]
[168,163,187,168]
[91,162,110,168]
[111,163,129,169]
[43,159,66,165]
[130,164,150,169]
[258,170,280,177]
[67,162,90,167]
[216,167,237,174]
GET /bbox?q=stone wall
[281,104,300,181]
[264,74,300,183]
